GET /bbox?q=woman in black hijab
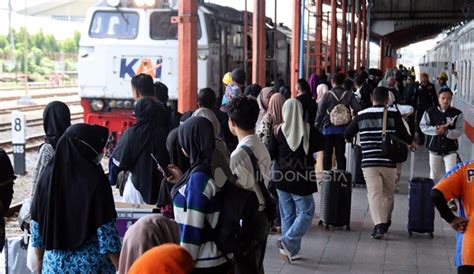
[112,97,169,205]
[30,123,121,273]
[169,117,231,272]
[19,101,71,229]
[156,127,190,218]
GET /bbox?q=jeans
[277,190,315,256]
[323,134,346,170]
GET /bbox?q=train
[419,20,474,161]
[78,0,292,140]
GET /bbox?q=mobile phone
[151,153,171,177]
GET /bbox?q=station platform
[263,146,457,273]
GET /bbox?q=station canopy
[370,0,474,48]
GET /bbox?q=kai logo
[119,58,162,79]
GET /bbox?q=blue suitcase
[407,151,435,238]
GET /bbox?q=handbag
[381,107,409,163]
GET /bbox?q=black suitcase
[319,170,352,230]
[407,151,435,238]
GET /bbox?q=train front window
[89,11,139,39]
[150,11,201,40]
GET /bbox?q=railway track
[0,113,83,132]
[0,116,83,154]
[0,91,78,102]
[0,100,81,115]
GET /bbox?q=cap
[437,72,448,80]
[222,72,233,86]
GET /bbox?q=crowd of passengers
[0,64,471,274]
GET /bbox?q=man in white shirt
[226,96,272,274]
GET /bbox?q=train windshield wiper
[115,6,129,26]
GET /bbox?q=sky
[0,0,442,67]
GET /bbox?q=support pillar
[330,0,337,75]
[315,0,323,75]
[361,0,367,68]
[340,0,347,73]
[356,0,361,71]
[379,38,385,70]
[349,1,356,70]
[291,0,301,96]
[252,0,266,87]
[176,0,198,113]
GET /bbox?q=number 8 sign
[11,111,26,144]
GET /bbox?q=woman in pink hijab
[258,93,286,147]
[256,87,275,129]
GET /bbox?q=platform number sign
[11,111,26,175]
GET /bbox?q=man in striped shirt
[345,87,415,239]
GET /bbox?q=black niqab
[112,98,169,204]
[43,101,71,148]
[31,123,116,250]
[171,117,215,198]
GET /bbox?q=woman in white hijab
[269,98,318,262]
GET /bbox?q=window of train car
[89,11,139,39]
[150,11,201,40]
[205,16,219,43]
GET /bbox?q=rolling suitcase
[407,151,435,238]
[319,169,352,230]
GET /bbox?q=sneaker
[382,220,392,233]
[276,240,293,264]
[269,225,281,234]
[279,249,303,261]
[371,224,385,240]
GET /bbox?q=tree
[73,31,81,49]
[61,38,77,53]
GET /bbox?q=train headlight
[145,0,155,6]
[134,0,145,6]
[109,100,117,108]
[124,100,133,108]
[107,0,120,7]
[117,100,124,108]
[90,100,105,112]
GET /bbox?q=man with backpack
[226,96,272,274]
[315,73,361,171]
[345,87,416,239]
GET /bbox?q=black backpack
[211,146,276,255]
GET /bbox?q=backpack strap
[240,145,272,209]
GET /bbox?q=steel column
[291,0,302,96]
[177,0,198,113]
[379,38,384,69]
[356,0,361,71]
[330,0,337,74]
[340,0,347,73]
[252,0,266,87]
[244,0,248,84]
[361,0,367,68]
[349,1,356,70]
[299,0,305,78]
[315,0,323,74]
